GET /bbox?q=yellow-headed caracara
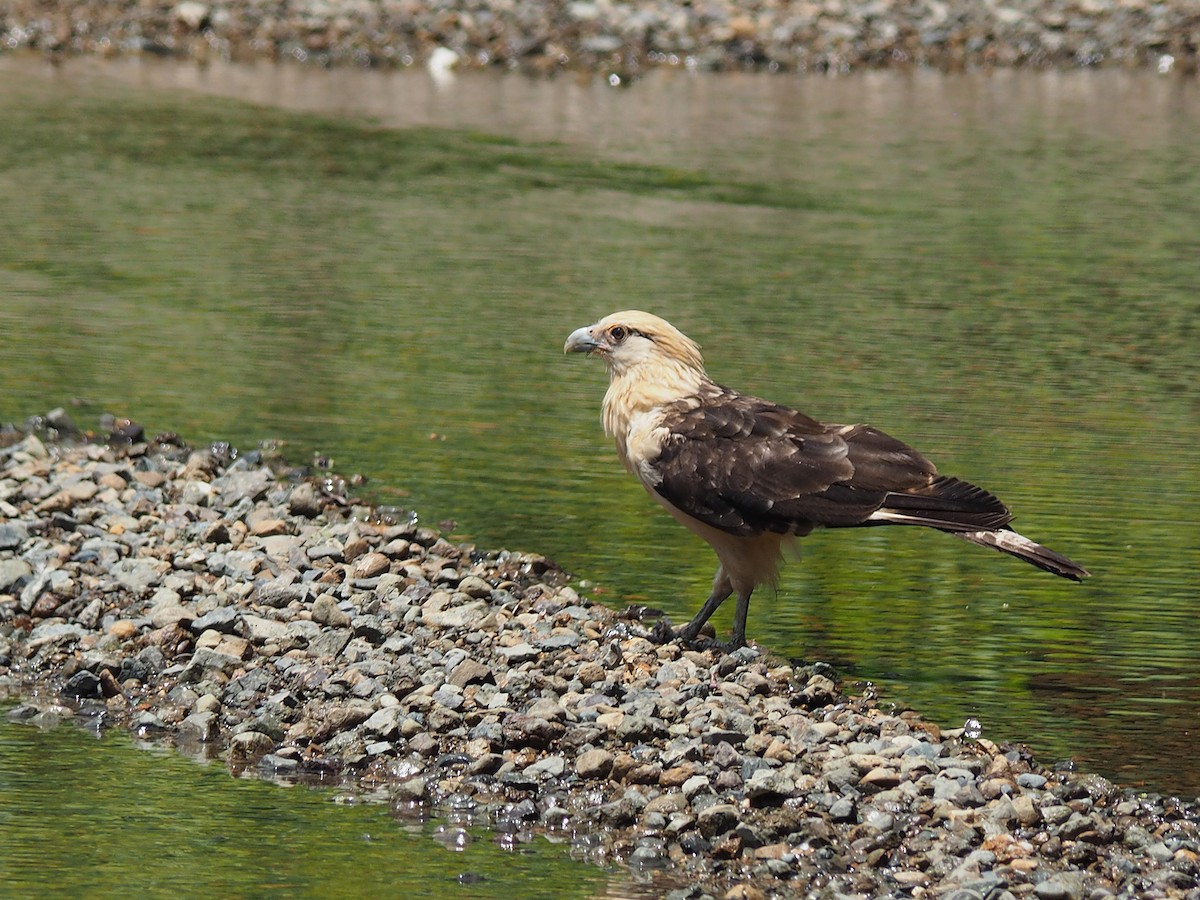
[565,310,1089,648]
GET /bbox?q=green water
[0,704,608,898]
[1,56,1198,885]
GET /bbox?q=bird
[564,310,1089,648]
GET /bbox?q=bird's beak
[564,325,601,355]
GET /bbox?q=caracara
[565,310,1089,648]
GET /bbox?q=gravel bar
[2,413,1199,900]
[2,0,1199,76]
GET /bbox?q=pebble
[1,0,1196,76]
[1,423,1199,899]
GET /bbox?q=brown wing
[649,390,941,537]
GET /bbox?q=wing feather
[650,390,940,537]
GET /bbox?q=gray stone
[150,604,193,629]
[253,578,306,608]
[526,698,567,721]
[242,614,289,644]
[1034,872,1086,900]
[746,768,795,802]
[180,710,219,742]
[188,647,243,675]
[829,798,857,822]
[111,558,165,595]
[499,641,539,663]
[312,594,351,627]
[422,599,487,629]
[537,633,580,651]
[306,541,343,562]
[0,557,32,592]
[616,713,666,743]
[288,482,323,518]
[26,621,85,649]
[1040,803,1073,825]
[307,628,351,659]
[524,755,566,778]
[0,521,29,551]
[259,753,300,773]
[363,706,405,739]
[211,468,272,505]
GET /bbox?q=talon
[650,618,676,644]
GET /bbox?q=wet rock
[1035,872,1087,900]
[312,705,371,743]
[697,803,740,838]
[180,710,220,741]
[61,669,102,698]
[229,730,276,760]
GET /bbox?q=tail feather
[871,476,1013,532]
[868,476,1089,581]
[956,528,1090,581]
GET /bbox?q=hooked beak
[564,325,601,355]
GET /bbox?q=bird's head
[564,310,705,380]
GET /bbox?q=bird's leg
[728,589,754,649]
[675,567,733,643]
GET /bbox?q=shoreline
[2,415,1198,898]
[1,1,1198,78]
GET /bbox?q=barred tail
[956,528,1090,581]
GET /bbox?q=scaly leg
[676,567,733,642]
[729,588,754,649]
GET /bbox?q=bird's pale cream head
[564,310,705,378]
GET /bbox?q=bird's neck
[601,360,708,441]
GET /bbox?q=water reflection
[7,53,1195,168]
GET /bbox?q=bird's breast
[613,409,670,484]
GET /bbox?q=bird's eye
[609,326,628,342]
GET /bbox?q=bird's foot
[669,622,732,651]
[649,618,677,645]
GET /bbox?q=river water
[1,51,1198,893]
